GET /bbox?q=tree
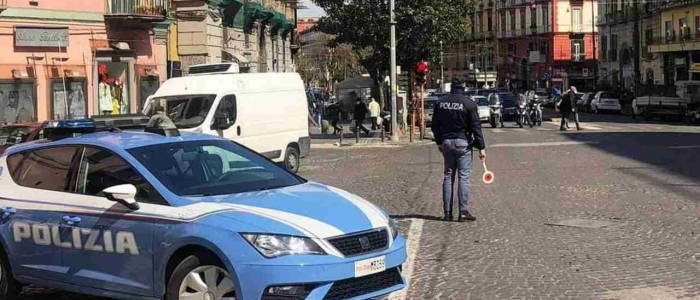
[313,0,471,108]
[297,37,365,90]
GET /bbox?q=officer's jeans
[441,138,472,215]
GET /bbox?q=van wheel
[284,146,300,173]
[165,253,235,300]
[0,248,21,300]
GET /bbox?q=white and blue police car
[0,115,406,300]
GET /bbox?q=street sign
[542,72,551,80]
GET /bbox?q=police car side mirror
[102,184,140,211]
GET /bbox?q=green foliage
[314,0,470,76]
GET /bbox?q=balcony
[572,53,586,62]
[105,0,170,21]
[648,28,700,53]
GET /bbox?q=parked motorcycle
[527,99,543,127]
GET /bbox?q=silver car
[472,96,490,121]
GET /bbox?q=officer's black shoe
[458,211,476,222]
[444,213,453,222]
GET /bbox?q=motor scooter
[489,99,504,128]
[515,97,527,128]
[527,99,543,127]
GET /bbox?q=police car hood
[182,182,390,239]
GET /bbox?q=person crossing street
[369,98,381,130]
[431,76,486,222]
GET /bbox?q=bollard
[355,123,360,144]
[339,125,343,146]
[381,122,385,142]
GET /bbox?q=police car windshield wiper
[184,192,215,197]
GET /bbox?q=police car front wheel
[0,251,21,300]
[166,253,236,300]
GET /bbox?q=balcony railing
[572,54,586,62]
[107,0,169,19]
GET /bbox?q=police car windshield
[128,140,305,197]
[146,95,216,129]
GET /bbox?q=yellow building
[649,1,700,82]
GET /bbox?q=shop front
[0,67,37,125]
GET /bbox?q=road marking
[536,127,553,131]
[580,124,603,130]
[667,145,700,149]
[492,129,505,133]
[490,141,599,148]
[390,218,424,300]
[513,128,528,132]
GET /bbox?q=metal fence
[108,0,169,16]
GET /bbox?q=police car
[0,115,406,300]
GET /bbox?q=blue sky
[298,0,325,17]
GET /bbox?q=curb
[311,140,432,149]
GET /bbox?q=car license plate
[354,256,386,278]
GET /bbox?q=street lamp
[440,40,444,92]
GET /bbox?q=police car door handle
[1,207,16,219]
[62,216,81,226]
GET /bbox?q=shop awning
[281,21,295,39]
[243,2,263,32]
[222,49,249,64]
[217,0,244,27]
[257,7,275,23]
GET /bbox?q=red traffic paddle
[482,161,494,184]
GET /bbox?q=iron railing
[107,0,169,17]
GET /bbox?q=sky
[298,0,325,17]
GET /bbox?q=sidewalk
[311,123,433,148]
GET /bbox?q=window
[540,41,549,58]
[611,34,618,61]
[696,16,700,37]
[0,126,35,147]
[680,18,689,40]
[542,6,548,30]
[572,8,582,32]
[643,29,653,57]
[75,147,166,205]
[510,11,516,31]
[531,6,537,29]
[0,82,37,125]
[601,35,608,60]
[487,12,493,31]
[666,21,674,41]
[11,146,79,192]
[51,80,87,120]
[214,95,237,127]
[520,8,526,31]
[572,39,585,61]
[501,12,506,32]
[129,140,305,197]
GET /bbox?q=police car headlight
[242,234,326,258]
[388,219,400,240]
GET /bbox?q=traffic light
[416,61,428,86]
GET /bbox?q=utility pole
[390,0,398,142]
[494,0,499,87]
[440,40,444,92]
[592,0,598,90]
[632,0,640,97]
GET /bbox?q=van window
[215,95,237,125]
[148,95,217,129]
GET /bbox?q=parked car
[535,89,551,106]
[590,91,622,114]
[0,123,44,155]
[488,93,519,121]
[576,92,593,112]
[424,95,441,126]
[472,95,490,121]
[632,81,700,120]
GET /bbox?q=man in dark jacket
[353,98,370,136]
[431,77,486,222]
[559,86,581,131]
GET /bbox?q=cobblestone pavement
[16,113,700,299]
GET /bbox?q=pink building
[0,0,169,124]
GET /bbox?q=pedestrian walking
[559,86,582,131]
[368,98,381,130]
[329,104,343,135]
[431,76,486,222]
[353,98,370,136]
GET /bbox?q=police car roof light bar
[92,114,150,130]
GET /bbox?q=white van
[143,63,310,173]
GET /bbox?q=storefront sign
[15,27,69,47]
[691,63,700,72]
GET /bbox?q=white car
[472,95,490,121]
[590,91,622,114]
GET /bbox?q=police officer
[431,76,486,222]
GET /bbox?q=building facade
[172,0,297,75]
[0,0,169,124]
[454,0,598,91]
